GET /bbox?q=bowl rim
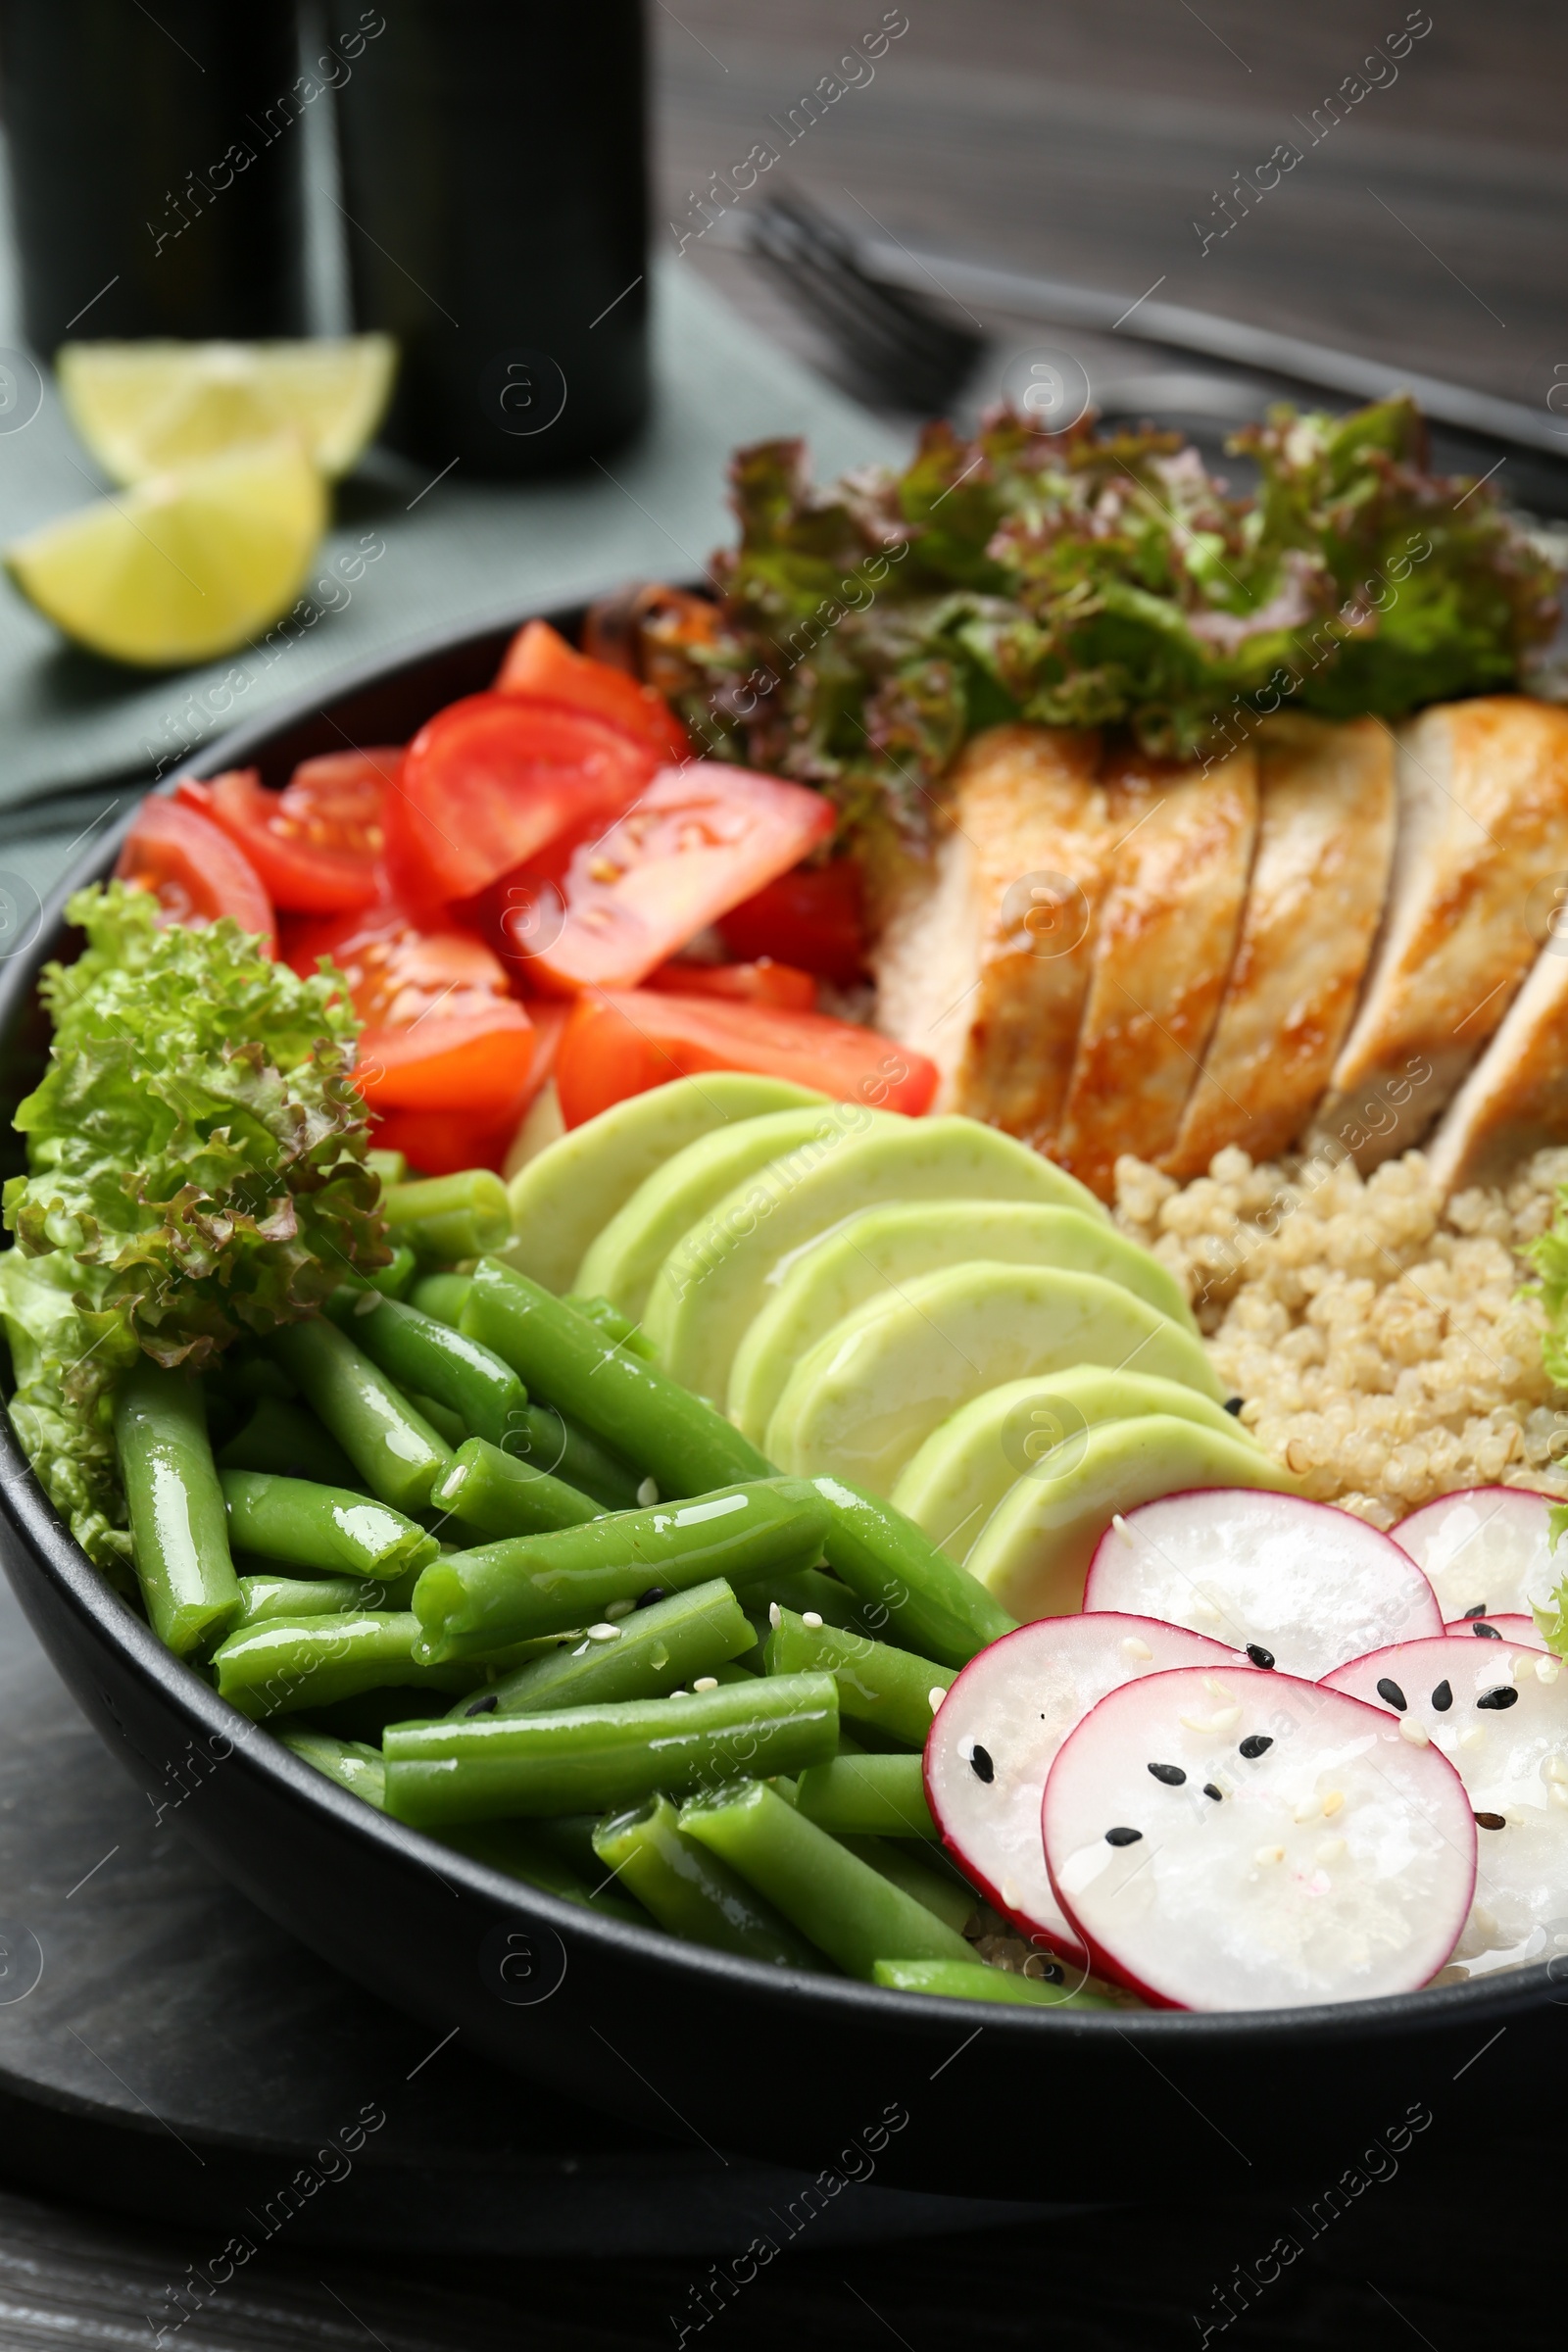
[1,596,1562,2048]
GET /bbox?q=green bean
[383,1170,511,1265]
[212,1611,481,1719]
[510,1402,642,1511]
[413,1479,833,1663]
[365,1147,408,1188]
[113,1360,241,1658]
[808,1476,1017,1668]
[236,1573,398,1628]
[869,1959,1118,2009]
[223,1349,298,1405]
[342,1244,417,1300]
[463,1259,770,1496]
[431,1437,599,1543]
[764,1608,954,1747]
[277,1725,387,1808]
[406,1391,469,1448]
[440,1819,649,1926]
[594,1793,824,1968]
[410,1272,473,1328]
[836,1835,974,1935]
[269,1317,451,1513]
[216,1398,362,1491]
[449,1579,755,1718]
[794,1754,937,1838]
[676,1778,971,1978]
[324,1289,527,1449]
[382,1674,839,1827]
[564,1294,656,1360]
[220,1469,438,1581]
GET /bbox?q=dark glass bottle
[0,0,309,354]
[332,0,649,478]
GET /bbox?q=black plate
[1,602,1565,2202]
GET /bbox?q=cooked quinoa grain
[1112,1144,1568,1529]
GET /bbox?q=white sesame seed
[802,1610,824,1630]
[1321,1788,1345,1816]
[352,1288,380,1316]
[1111,1513,1133,1544]
[1399,1719,1430,1746]
[1545,1754,1568,1786]
[1537,1655,1562,1685]
[1460,1726,1486,1749]
[957,1736,975,1763]
[637,1476,660,1506]
[928,1686,947,1712]
[1203,1678,1236,1702]
[586,1622,621,1642]
[1119,1636,1153,1663]
[1254,1844,1285,1866]
[1553,1785,1568,1810]
[605,1598,634,1619]
[1315,1837,1346,1865]
[1293,1796,1320,1823]
[692,1676,718,1692]
[768,1601,781,1630]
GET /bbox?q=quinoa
[1112,1143,1568,1530]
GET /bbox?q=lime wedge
[5,437,327,667]
[57,335,396,483]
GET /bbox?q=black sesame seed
[1463,1603,1488,1619]
[1224,1396,1245,1416]
[1474,1811,1507,1831]
[1148,1761,1186,1786]
[1104,1826,1143,1847]
[465,1695,499,1717]
[1472,1622,1501,1639]
[1238,1735,1273,1760]
[1246,1643,1276,1670]
[1203,1783,1224,1801]
[636,1588,668,1609]
[1375,1677,1407,1712]
[1476,1686,1519,1710]
[1431,1680,1453,1711]
[969,1743,996,1784]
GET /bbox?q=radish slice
[1394,1487,1561,1622]
[924,1612,1237,1962]
[1324,1634,1568,1972]
[1443,1614,1544,1647]
[1042,1665,1475,2010]
[1083,1489,1443,1677]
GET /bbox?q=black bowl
[1,605,1563,2201]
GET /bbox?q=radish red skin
[1442,1614,1544,1647]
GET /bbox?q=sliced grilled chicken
[1050,744,1258,1200]
[1163,715,1395,1178]
[870,724,1109,1129]
[1319,697,1568,1169]
[1425,930,1568,1191]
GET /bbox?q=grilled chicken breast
[1425,927,1568,1192]
[1318,698,1568,1169]
[871,724,1109,1130]
[1051,745,1258,1200]
[1163,715,1395,1178]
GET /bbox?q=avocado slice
[889,1367,1259,1561]
[501,1074,826,1294]
[576,1105,893,1319]
[726,1200,1197,1445]
[643,1116,1105,1404]
[964,1413,1295,1620]
[763,1261,1223,1496]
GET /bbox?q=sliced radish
[1443,1614,1544,1647]
[924,1613,1238,1962]
[1084,1489,1443,1678]
[1325,1635,1568,1971]
[1042,1665,1475,2011]
[1394,1487,1561,1623]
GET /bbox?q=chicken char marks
[871,696,1568,1200]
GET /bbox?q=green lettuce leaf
[0,882,387,1565]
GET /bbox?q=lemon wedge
[56,334,396,484]
[5,437,327,667]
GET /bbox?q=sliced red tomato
[645,958,817,1012]
[370,1098,532,1179]
[389,694,659,905]
[355,1011,535,1113]
[175,760,387,912]
[526,763,836,994]
[716,859,865,985]
[117,796,275,951]
[495,617,689,762]
[555,990,937,1127]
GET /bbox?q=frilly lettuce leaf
[0,881,387,1565]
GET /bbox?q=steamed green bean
[212,1610,479,1718]
[431,1436,599,1541]
[114,1359,241,1657]
[382,1170,511,1265]
[593,1793,823,1967]
[763,1608,955,1747]
[220,1469,437,1581]
[794,1753,937,1838]
[450,1578,755,1717]
[324,1288,527,1448]
[269,1317,451,1513]
[216,1397,361,1491]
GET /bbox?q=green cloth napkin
[0,260,901,909]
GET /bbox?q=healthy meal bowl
[5,395,1568,2195]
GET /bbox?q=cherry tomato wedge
[526,762,836,994]
[555,990,938,1128]
[176,762,386,912]
[495,618,689,762]
[355,1011,535,1113]
[716,860,865,985]
[644,958,817,1012]
[390,694,658,904]
[117,796,275,951]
